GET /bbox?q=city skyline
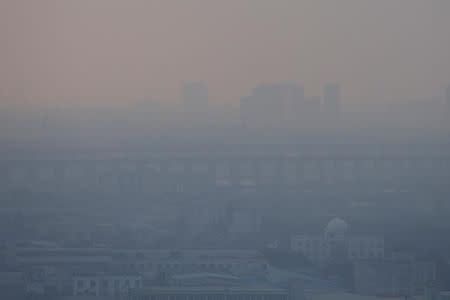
[2,2,450,299]
[1,0,450,109]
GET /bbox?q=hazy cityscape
[2,1,450,300]
[2,82,450,139]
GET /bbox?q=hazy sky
[1,0,450,108]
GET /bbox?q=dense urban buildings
[323,84,341,124]
[182,81,209,124]
[2,1,450,299]
[1,128,450,300]
[240,83,344,129]
[291,218,384,265]
[132,287,289,300]
[353,255,436,297]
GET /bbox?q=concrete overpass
[1,151,449,193]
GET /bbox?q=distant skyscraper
[289,84,305,111]
[241,83,312,129]
[182,81,208,121]
[323,84,341,123]
[240,95,255,128]
[251,84,286,127]
[287,84,305,123]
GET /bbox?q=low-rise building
[353,255,436,297]
[111,249,268,278]
[169,272,241,287]
[291,218,384,265]
[0,269,25,299]
[72,271,141,297]
[132,286,289,300]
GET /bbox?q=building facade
[291,218,384,265]
[132,287,289,300]
[323,84,341,123]
[353,256,436,297]
[73,272,141,297]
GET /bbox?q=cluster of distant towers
[181,82,450,128]
[182,82,342,128]
[240,83,341,128]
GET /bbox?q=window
[77,280,84,288]
[90,280,96,288]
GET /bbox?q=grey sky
[1,0,450,108]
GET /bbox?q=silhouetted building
[72,271,141,297]
[323,84,341,123]
[291,218,384,265]
[229,208,262,234]
[303,96,322,126]
[0,269,25,299]
[353,255,436,297]
[289,84,306,113]
[239,95,256,129]
[282,83,306,126]
[133,287,289,300]
[252,84,286,127]
[182,81,209,123]
[241,83,303,128]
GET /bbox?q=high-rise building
[255,83,303,126]
[288,84,305,114]
[240,95,256,128]
[241,83,325,129]
[182,81,209,120]
[323,84,341,123]
[278,83,319,128]
[246,84,286,128]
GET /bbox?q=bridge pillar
[133,162,145,193]
[296,160,306,185]
[272,158,283,185]
[320,158,334,184]
[52,163,68,193]
[214,160,231,186]
[229,159,242,187]
[250,160,261,185]
[0,162,13,190]
[25,164,39,190]
[281,159,297,186]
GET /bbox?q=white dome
[325,218,349,237]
